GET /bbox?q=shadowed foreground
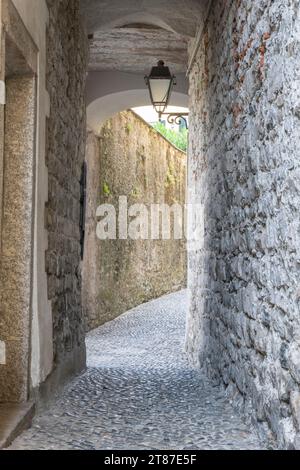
[9,291,262,450]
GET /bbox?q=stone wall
[83,111,187,330]
[186,0,300,449]
[45,0,87,379]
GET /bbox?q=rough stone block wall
[82,111,187,330]
[45,0,87,374]
[187,0,300,448]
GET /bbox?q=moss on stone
[103,182,111,196]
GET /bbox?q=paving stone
[9,291,263,450]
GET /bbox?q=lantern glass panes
[145,61,176,117]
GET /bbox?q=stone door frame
[0,0,38,402]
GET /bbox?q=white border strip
[186,0,213,75]
[0,80,5,105]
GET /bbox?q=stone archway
[84,54,189,329]
[83,109,188,330]
[87,88,188,134]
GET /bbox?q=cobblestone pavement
[9,290,263,450]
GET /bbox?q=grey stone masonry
[186,0,300,449]
[45,0,87,375]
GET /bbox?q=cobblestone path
[9,291,263,450]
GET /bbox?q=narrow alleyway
[9,291,263,450]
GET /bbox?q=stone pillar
[0,76,36,402]
[0,2,4,252]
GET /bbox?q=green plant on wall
[165,171,176,189]
[103,182,111,196]
[131,187,140,198]
[165,160,178,189]
[152,122,188,152]
[125,123,133,135]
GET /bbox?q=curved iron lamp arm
[159,112,189,129]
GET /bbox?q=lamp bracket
[159,112,189,129]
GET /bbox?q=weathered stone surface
[186,0,300,449]
[45,0,87,373]
[0,77,36,402]
[82,111,187,330]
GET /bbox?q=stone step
[0,402,35,449]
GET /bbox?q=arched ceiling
[80,0,210,37]
[86,70,188,130]
[82,1,206,130]
[82,0,211,74]
[88,27,189,74]
[87,89,188,134]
